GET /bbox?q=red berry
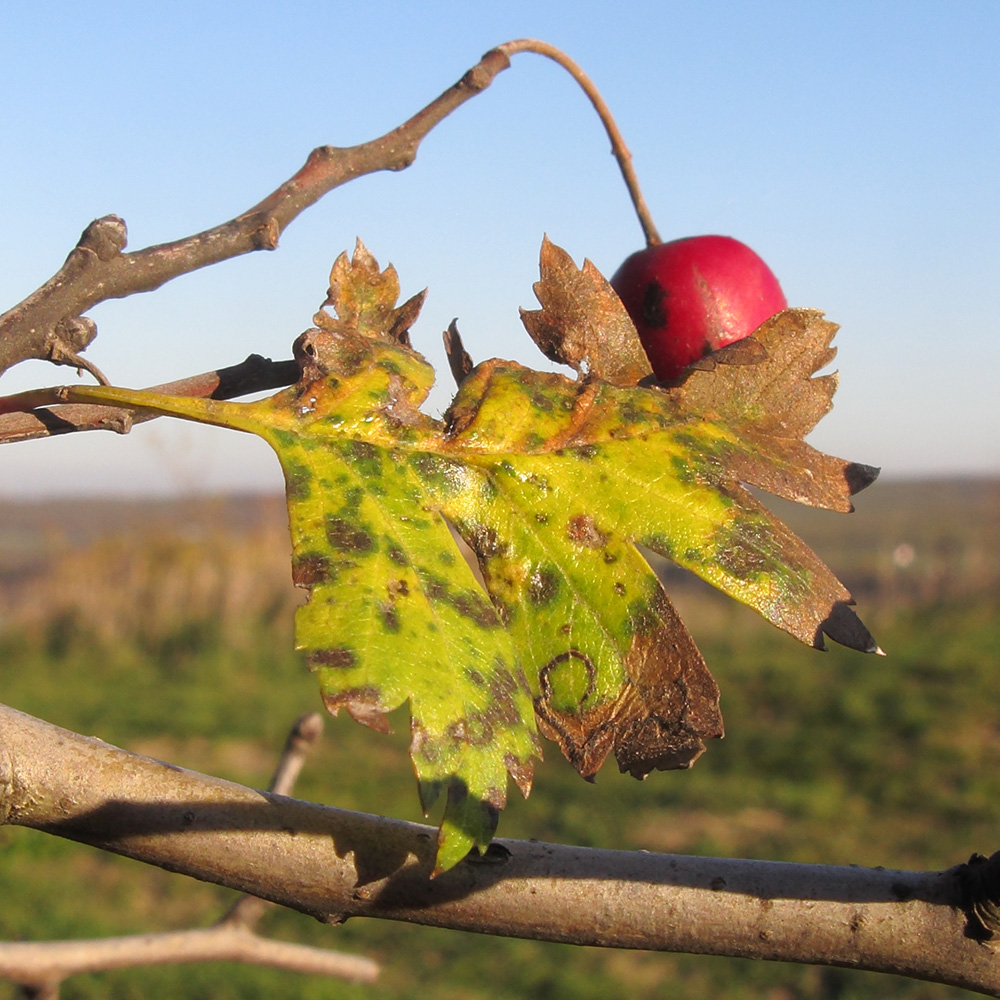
[610,235,787,382]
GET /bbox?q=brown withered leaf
[675,310,880,512]
[519,237,654,386]
[314,238,425,346]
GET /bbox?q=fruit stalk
[494,39,662,247]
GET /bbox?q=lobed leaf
[2,239,881,871]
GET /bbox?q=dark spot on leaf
[292,553,332,587]
[411,722,439,763]
[714,519,769,579]
[272,429,298,450]
[614,582,626,596]
[378,602,401,633]
[643,532,675,558]
[603,551,618,564]
[626,597,658,637]
[388,578,410,598]
[311,646,358,668]
[465,524,507,559]
[538,650,597,706]
[530,390,554,412]
[410,452,463,495]
[343,486,365,510]
[527,566,560,606]
[448,712,494,747]
[620,399,651,427]
[326,516,376,553]
[419,570,499,628]
[284,462,313,501]
[466,668,485,688]
[489,670,525,727]
[566,514,608,549]
[669,453,697,484]
[493,598,514,627]
[575,443,599,460]
[386,543,408,566]
[534,512,549,525]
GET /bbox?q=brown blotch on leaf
[447,712,495,748]
[380,602,401,633]
[421,571,500,628]
[566,513,609,549]
[322,686,391,734]
[386,544,408,567]
[464,524,509,560]
[326,515,376,553]
[504,752,535,799]
[310,646,358,669]
[527,566,561,606]
[292,553,332,587]
[534,587,723,781]
[489,669,526,728]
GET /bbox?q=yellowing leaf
[2,239,880,872]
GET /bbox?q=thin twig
[0,48,513,377]
[0,927,378,989]
[0,354,298,445]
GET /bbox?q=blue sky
[1,1,997,495]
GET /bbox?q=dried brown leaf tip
[520,236,653,386]
[314,238,426,346]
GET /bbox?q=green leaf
[2,239,880,872]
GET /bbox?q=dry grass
[0,495,300,645]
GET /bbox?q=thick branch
[2,704,998,995]
[0,47,512,377]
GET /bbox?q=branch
[0,354,298,445]
[0,47,514,378]
[3,703,998,996]
[0,927,377,996]
[0,711,377,996]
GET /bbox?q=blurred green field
[1,479,998,999]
